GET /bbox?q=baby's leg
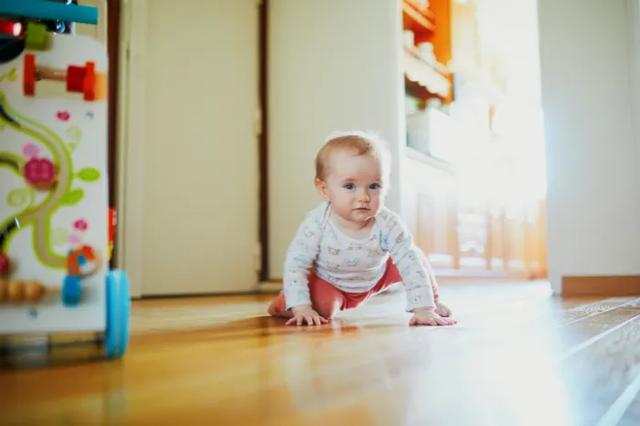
[267,274,345,320]
[308,276,345,319]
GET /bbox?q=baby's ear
[315,178,329,200]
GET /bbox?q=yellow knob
[24,281,45,302]
[7,280,24,302]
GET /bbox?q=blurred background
[110,0,639,298]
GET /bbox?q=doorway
[116,0,262,296]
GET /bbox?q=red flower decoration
[0,251,9,275]
[24,158,56,187]
[56,110,71,121]
[73,219,88,231]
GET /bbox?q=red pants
[269,258,440,319]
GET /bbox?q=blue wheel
[105,270,130,359]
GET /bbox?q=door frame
[114,0,269,297]
[115,0,148,297]
[258,0,269,281]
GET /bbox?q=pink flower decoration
[73,219,88,231]
[68,234,82,246]
[22,143,41,159]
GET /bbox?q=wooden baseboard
[257,280,283,293]
[563,275,640,296]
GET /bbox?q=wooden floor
[2,280,640,425]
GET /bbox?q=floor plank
[1,280,639,425]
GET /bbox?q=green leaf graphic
[52,228,69,246]
[77,167,100,182]
[66,126,82,141]
[60,188,84,206]
[7,188,30,208]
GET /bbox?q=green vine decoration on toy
[0,67,16,84]
[0,90,101,269]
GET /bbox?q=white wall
[268,0,404,278]
[537,0,640,293]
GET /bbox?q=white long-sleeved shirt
[283,202,435,312]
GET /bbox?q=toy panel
[0,33,108,334]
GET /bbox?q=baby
[268,131,456,327]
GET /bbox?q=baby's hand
[286,304,328,326]
[410,307,457,326]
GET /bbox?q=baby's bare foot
[267,302,280,317]
[267,293,294,318]
[268,303,294,318]
[435,302,452,317]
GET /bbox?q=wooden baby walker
[0,0,130,366]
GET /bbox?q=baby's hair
[315,131,390,180]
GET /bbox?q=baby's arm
[283,213,326,326]
[383,213,456,326]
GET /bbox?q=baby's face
[316,150,386,227]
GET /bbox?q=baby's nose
[358,189,371,201]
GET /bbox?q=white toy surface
[0,33,108,334]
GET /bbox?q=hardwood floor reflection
[1,281,639,425]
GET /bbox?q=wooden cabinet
[402,0,452,104]
[404,151,460,269]
[401,0,547,279]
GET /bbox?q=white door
[118,0,260,295]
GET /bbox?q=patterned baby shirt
[283,202,435,312]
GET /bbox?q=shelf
[402,1,435,35]
[406,146,455,174]
[405,0,436,20]
[404,45,449,75]
[403,46,451,99]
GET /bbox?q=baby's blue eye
[369,183,381,190]
[343,183,355,190]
